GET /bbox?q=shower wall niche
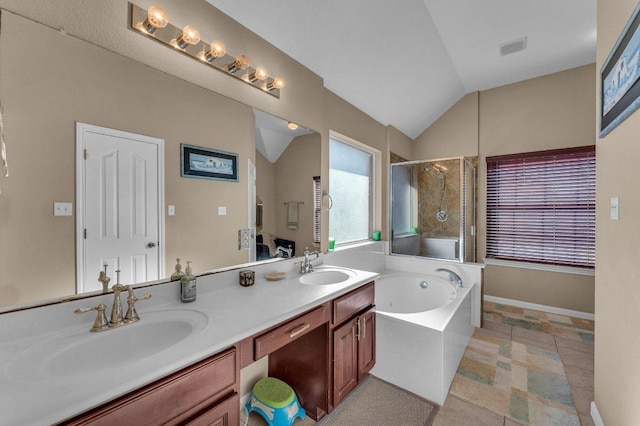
[390,157,477,262]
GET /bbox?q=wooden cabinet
[330,283,376,409]
[62,347,239,426]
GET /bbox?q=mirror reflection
[0,12,319,310]
[390,157,477,262]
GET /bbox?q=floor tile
[477,326,512,340]
[563,365,594,391]
[504,418,528,426]
[512,326,556,346]
[483,320,512,337]
[570,385,594,416]
[433,395,504,426]
[511,334,557,352]
[557,346,594,371]
[579,412,596,426]
[555,335,594,354]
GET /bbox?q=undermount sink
[7,309,208,381]
[299,267,356,286]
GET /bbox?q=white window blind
[486,146,595,268]
[313,176,321,244]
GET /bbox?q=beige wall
[413,65,596,313]
[275,133,322,253]
[388,126,413,161]
[414,92,479,160]
[595,0,640,423]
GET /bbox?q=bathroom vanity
[0,262,378,425]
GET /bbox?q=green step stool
[245,377,305,426]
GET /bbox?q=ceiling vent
[499,37,527,56]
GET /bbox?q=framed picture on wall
[600,2,640,137]
[180,144,239,182]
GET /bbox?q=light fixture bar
[129,3,283,99]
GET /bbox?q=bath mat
[319,376,438,426]
[450,330,580,425]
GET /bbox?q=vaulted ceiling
[209,0,596,139]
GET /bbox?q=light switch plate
[218,206,227,216]
[168,205,175,216]
[610,197,619,220]
[54,202,73,216]
[238,228,252,250]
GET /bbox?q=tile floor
[433,302,595,426]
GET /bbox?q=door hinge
[84,228,87,239]
[84,149,88,160]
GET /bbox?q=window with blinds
[486,146,595,268]
[313,176,321,244]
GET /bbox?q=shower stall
[390,157,476,262]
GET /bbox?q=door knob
[147,242,157,248]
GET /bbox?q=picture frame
[600,2,640,137]
[180,144,238,182]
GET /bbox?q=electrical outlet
[238,228,252,250]
[218,206,227,216]
[168,205,175,216]
[54,202,73,217]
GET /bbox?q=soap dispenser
[180,261,196,303]
[171,258,185,281]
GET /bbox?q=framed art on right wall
[601,2,640,137]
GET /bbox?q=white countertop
[0,263,379,425]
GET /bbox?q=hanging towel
[287,202,299,230]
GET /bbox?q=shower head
[424,163,447,176]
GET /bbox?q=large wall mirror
[0,11,320,310]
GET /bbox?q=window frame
[485,145,596,269]
[328,132,377,246]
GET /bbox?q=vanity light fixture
[171,25,201,50]
[247,66,268,83]
[227,55,250,74]
[200,40,226,63]
[129,3,285,98]
[136,5,168,35]
[287,122,298,130]
[267,77,285,92]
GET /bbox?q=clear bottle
[170,258,185,281]
[180,261,196,303]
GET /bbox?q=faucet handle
[74,303,109,332]
[124,287,152,323]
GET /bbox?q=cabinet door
[184,392,239,426]
[333,317,358,407]
[358,308,376,382]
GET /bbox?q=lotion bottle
[180,261,196,303]
[170,258,185,281]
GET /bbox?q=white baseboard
[591,401,604,426]
[484,295,595,321]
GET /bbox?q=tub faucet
[435,268,463,288]
[295,247,319,274]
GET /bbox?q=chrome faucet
[435,268,463,288]
[295,247,319,274]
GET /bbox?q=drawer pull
[289,323,311,338]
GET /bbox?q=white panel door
[248,159,257,262]
[77,123,164,293]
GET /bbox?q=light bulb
[248,66,268,83]
[172,25,200,49]
[267,77,285,91]
[206,41,226,62]
[227,55,250,74]
[287,122,298,130]
[138,5,168,35]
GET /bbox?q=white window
[329,134,374,245]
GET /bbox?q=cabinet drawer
[184,392,239,426]
[65,347,237,426]
[332,282,374,326]
[255,305,327,360]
